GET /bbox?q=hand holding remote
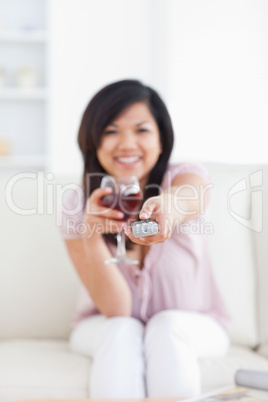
[123,194,174,245]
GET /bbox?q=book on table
[182,369,268,401]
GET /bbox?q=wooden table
[19,398,183,402]
[20,386,268,402]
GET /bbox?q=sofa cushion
[0,340,90,402]
[0,174,81,339]
[1,341,268,401]
[200,344,268,393]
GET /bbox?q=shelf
[0,2,50,172]
[0,88,49,100]
[0,30,49,43]
[0,155,48,169]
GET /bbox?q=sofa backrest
[0,164,267,349]
[205,164,267,348]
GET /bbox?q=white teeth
[117,157,140,164]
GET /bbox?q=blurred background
[0,0,267,177]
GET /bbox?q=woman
[58,79,230,398]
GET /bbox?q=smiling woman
[58,79,230,399]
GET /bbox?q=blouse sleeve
[56,185,85,240]
[161,161,211,190]
[161,162,213,239]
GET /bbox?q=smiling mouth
[115,156,142,164]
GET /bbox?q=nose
[117,131,138,150]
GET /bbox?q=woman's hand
[123,193,175,245]
[82,187,126,240]
[124,173,210,245]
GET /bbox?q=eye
[137,128,149,133]
[104,130,118,135]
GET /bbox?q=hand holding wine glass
[82,185,127,241]
[100,175,141,265]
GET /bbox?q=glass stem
[116,230,126,259]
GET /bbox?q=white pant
[69,310,229,399]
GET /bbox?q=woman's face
[97,102,162,190]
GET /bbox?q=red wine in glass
[101,189,141,220]
[100,175,141,265]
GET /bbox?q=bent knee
[144,309,199,347]
[94,316,145,355]
[103,315,144,337]
[69,315,106,356]
[146,310,181,331]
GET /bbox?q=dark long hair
[78,79,174,249]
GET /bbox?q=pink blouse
[58,162,231,331]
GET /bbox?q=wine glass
[100,175,141,265]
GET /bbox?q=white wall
[49,0,268,175]
[166,0,268,165]
[49,0,163,175]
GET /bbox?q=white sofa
[1,163,268,401]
